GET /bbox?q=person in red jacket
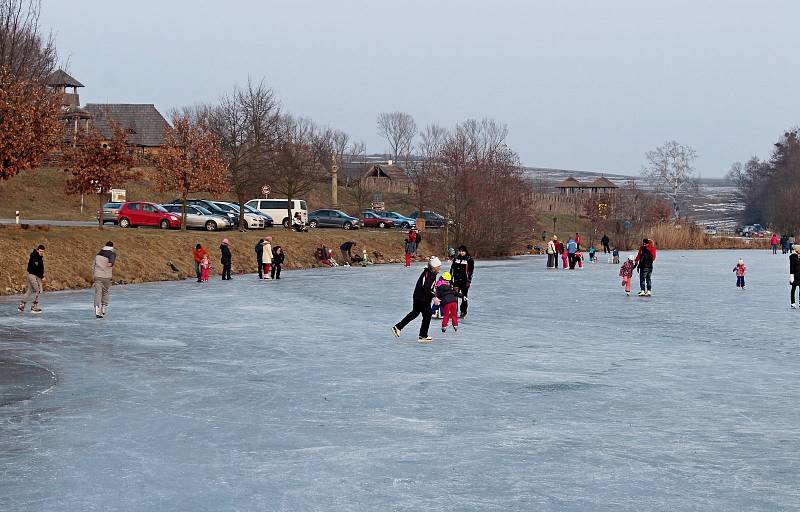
[770,233,779,254]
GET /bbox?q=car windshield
[214,202,237,212]
[243,204,262,215]
[195,206,213,215]
[153,204,168,213]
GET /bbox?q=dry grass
[644,223,769,250]
[0,225,427,295]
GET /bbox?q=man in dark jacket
[18,244,45,314]
[220,239,232,280]
[634,238,656,296]
[393,256,441,342]
[601,234,610,254]
[340,241,356,266]
[255,239,265,279]
[790,244,800,308]
[450,245,474,318]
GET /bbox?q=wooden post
[331,164,338,207]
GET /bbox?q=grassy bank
[0,226,430,295]
[643,223,769,250]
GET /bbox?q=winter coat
[27,250,44,278]
[92,246,116,279]
[436,282,464,305]
[601,235,610,246]
[272,248,285,266]
[791,254,800,278]
[566,240,577,254]
[547,240,556,255]
[733,263,746,277]
[635,243,656,269]
[220,244,232,265]
[619,260,634,278]
[192,246,208,263]
[255,242,264,261]
[450,254,474,283]
[340,241,355,252]
[412,268,438,303]
[771,234,779,245]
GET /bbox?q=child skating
[619,255,635,296]
[733,259,746,290]
[200,254,211,282]
[437,271,466,333]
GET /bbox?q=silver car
[161,204,232,231]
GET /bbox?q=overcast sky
[41,0,800,177]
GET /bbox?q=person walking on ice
[392,256,441,343]
[733,259,746,290]
[92,241,116,318]
[619,255,635,296]
[18,244,45,314]
[634,238,656,296]
[219,239,232,280]
[789,245,800,308]
[450,245,474,318]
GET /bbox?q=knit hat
[458,245,468,252]
[265,236,273,242]
[429,256,442,268]
[442,271,452,281]
[222,239,229,245]
[738,259,744,265]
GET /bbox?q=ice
[1,250,800,511]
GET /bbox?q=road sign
[261,185,271,197]
[372,201,385,211]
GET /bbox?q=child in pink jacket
[733,259,746,290]
[619,255,635,295]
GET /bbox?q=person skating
[601,234,610,254]
[340,240,356,266]
[92,241,116,318]
[450,245,475,318]
[733,259,746,290]
[566,237,578,269]
[560,243,569,269]
[432,273,448,319]
[575,249,584,268]
[790,245,800,308]
[612,247,620,264]
[255,239,266,279]
[546,236,557,268]
[634,238,657,296]
[220,239,232,280]
[771,233,779,255]
[18,244,45,314]
[262,237,273,279]
[271,246,284,279]
[392,256,441,342]
[588,245,596,263]
[192,244,208,282]
[437,271,466,333]
[575,232,582,250]
[619,255,635,296]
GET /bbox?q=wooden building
[555,176,618,194]
[361,163,412,194]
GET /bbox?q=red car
[361,211,395,228]
[117,201,182,229]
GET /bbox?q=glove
[790,274,795,284]
[463,297,469,302]
[432,297,441,306]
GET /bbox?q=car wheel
[119,218,130,228]
[343,221,352,230]
[309,220,319,228]
[282,218,290,228]
[205,221,217,231]
[400,222,410,229]
[378,221,386,229]
[160,219,170,229]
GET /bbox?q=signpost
[261,184,271,198]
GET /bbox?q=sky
[40,0,800,178]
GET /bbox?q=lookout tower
[48,69,92,145]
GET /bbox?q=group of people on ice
[392,245,475,343]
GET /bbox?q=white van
[246,198,308,228]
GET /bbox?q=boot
[30,302,42,314]
[95,306,103,318]
[101,305,108,316]
[17,301,25,313]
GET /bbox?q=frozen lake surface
[1,250,799,511]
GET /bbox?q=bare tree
[376,111,416,163]
[0,0,61,180]
[267,115,325,227]
[642,140,698,221]
[211,78,280,230]
[413,123,448,211]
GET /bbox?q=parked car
[167,199,239,228]
[361,211,395,229]
[117,201,181,229]
[245,198,308,228]
[96,202,123,224]
[363,210,415,229]
[209,201,265,229]
[704,225,718,235]
[308,209,360,229]
[408,210,447,228]
[161,204,232,231]
[241,203,274,227]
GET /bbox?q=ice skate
[95,306,104,318]
[17,302,25,313]
[638,291,646,296]
[453,326,458,332]
[645,290,652,296]
[792,303,798,309]
[391,326,401,337]
[441,327,446,333]
[101,305,108,317]
[30,304,42,314]
[418,336,432,343]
